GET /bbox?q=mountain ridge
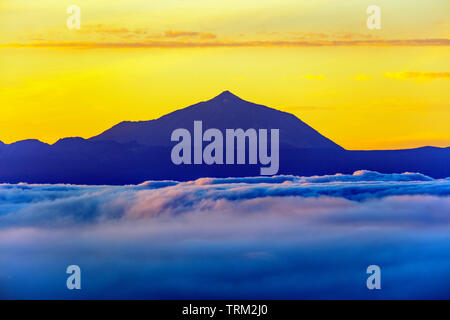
[0,91,449,184]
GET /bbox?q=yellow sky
[0,0,449,149]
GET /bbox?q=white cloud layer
[0,171,449,299]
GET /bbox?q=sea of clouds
[1,170,450,299]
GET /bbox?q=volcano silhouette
[91,91,342,150]
[0,91,448,184]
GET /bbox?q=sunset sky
[0,0,449,149]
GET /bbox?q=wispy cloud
[78,25,217,39]
[384,71,450,81]
[2,38,449,49]
[78,24,149,36]
[164,30,216,39]
[276,31,375,41]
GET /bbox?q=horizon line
[2,134,448,152]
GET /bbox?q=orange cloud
[164,30,216,39]
[286,32,376,41]
[74,25,217,40]
[288,32,329,40]
[2,38,449,49]
[333,32,374,40]
[384,71,450,81]
[78,24,150,36]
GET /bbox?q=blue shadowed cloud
[0,171,449,299]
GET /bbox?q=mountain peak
[216,90,236,97]
[53,137,86,146]
[211,90,243,103]
[12,139,47,146]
